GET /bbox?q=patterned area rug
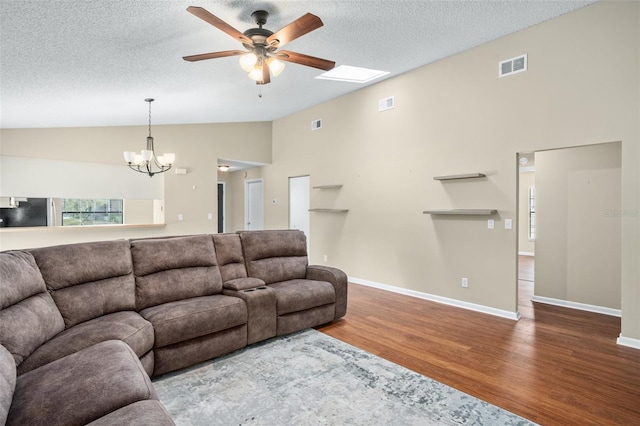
[153,329,536,425]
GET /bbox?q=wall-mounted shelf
[433,173,486,181]
[313,185,343,189]
[309,208,349,213]
[423,209,497,215]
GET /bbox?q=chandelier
[123,98,175,177]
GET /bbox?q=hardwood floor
[317,256,640,425]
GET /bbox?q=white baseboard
[349,276,520,321]
[617,335,640,350]
[518,251,535,257]
[531,295,621,317]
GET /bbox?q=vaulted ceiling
[0,0,594,129]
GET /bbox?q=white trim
[518,251,535,257]
[531,295,621,317]
[519,166,535,173]
[617,335,640,350]
[349,276,520,321]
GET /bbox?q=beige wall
[1,2,638,342]
[518,169,535,255]
[0,122,271,249]
[535,143,622,309]
[262,2,639,338]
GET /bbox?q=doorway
[217,182,225,233]
[244,178,264,230]
[289,175,310,253]
[516,143,622,317]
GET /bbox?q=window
[62,199,123,226]
[528,186,536,241]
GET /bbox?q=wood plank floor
[317,256,640,425]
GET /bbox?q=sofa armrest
[306,265,348,320]
[223,277,265,291]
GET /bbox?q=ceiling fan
[183,6,336,85]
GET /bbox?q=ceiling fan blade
[183,50,246,62]
[186,6,252,45]
[259,64,271,85]
[266,13,323,48]
[276,50,335,71]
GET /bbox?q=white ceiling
[0,0,595,129]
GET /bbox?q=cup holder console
[244,286,269,293]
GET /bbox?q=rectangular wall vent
[311,118,322,131]
[378,96,394,112]
[499,54,527,78]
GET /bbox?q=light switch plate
[505,219,513,230]
[488,219,495,230]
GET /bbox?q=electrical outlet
[462,277,469,288]
[323,254,328,263]
[487,219,495,230]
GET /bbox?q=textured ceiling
[0,0,595,129]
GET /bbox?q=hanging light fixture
[124,98,175,177]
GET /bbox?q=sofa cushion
[0,345,16,426]
[8,340,157,426]
[85,400,175,426]
[30,240,136,328]
[0,251,47,310]
[269,279,336,315]
[212,233,248,282]
[0,251,65,367]
[140,295,247,348]
[239,230,308,284]
[17,311,154,375]
[131,235,223,310]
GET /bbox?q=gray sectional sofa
[0,229,347,425]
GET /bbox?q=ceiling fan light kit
[124,98,175,178]
[183,6,335,85]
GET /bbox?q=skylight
[315,65,389,83]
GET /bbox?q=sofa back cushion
[0,344,16,425]
[238,230,308,284]
[131,235,223,310]
[0,251,65,367]
[212,233,248,282]
[29,240,136,328]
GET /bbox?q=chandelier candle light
[124,98,175,177]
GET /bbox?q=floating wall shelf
[433,173,486,181]
[312,185,343,189]
[423,209,497,216]
[309,208,349,213]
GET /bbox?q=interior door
[245,178,264,230]
[289,176,310,252]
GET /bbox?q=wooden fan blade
[276,50,335,71]
[186,6,252,45]
[266,13,323,48]
[183,50,246,62]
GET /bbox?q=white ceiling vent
[311,119,322,131]
[378,96,395,112]
[499,54,527,78]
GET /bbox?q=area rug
[153,329,535,425]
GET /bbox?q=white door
[289,175,310,252]
[245,178,264,230]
